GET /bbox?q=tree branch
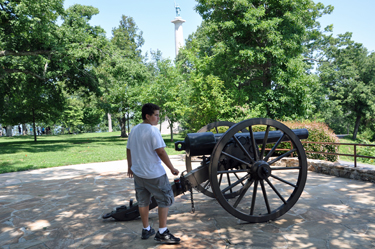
[44,54,52,77]
[2,69,46,81]
[0,50,52,57]
[238,77,264,89]
[303,58,327,62]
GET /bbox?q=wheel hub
[251,161,272,180]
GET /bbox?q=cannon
[103,118,308,223]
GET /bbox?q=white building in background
[171,3,185,56]
[160,117,181,135]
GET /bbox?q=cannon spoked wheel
[209,118,307,223]
[186,121,239,198]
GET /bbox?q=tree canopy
[95,15,148,137]
[177,0,332,121]
[0,1,107,140]
[316,32,375,139]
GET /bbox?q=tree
[111,15,144,60]
[0,1,106,140]
[177,42,235,132]
[1,73,65,140]
[81,95,103,133]
[180,0,332,120]
[142,51,186,141]
[317,33,375,139]
[57,89,102,134]
[60,97,84,134]
[95,15,148,137]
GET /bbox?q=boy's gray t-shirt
[127,123,166,179]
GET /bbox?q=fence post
[354,144,357,167]
[291,142,293,157]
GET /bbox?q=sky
[62,0,375,60]
[63,0,202,60]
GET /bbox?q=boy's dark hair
[142,103,160,120]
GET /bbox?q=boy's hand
[127,168,134,178]
[171,167,179,176]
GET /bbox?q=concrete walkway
[1,155,375,248]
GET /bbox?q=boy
[127,103,181,244]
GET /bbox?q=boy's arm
[155,147,179,176]
[127,148,134,178]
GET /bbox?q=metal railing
[301,141,375,167]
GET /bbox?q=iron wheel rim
[209,118,307,222]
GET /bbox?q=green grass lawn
[0,132,185,174]
[337,135,375,164]
[338,136,357,162]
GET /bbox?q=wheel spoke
[271,174,297,188]
[249,126,259,161]
[215,126,219,133]
[271,167,301,170]
[265,178,287,204]
[250,180,258,215]
[268,148,297,165]
[233,178,254,208]
[221,174,250,194]
[260,180,271,214]
[222,151,252,167]
[264,133,286,162]
[218,173,223,186]
[233,136,255,164]
[234,173,245,186]
[226,173,233,193]
[217,169,249,174]
[260,125,270,160]
[202,180,210,189]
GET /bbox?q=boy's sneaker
[154,229,180,244]
[141,227,155,239]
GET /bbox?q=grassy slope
[0,132,185,174]
[337,135,375,164]
[338,136,357,162]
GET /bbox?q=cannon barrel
[175,128,308,157]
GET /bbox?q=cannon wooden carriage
[103,118,308,223]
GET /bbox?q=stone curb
[277,158,375,183]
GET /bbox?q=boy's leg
[134,174,155,239]
[139,205,156,239]
[155,206,180,244]
[158,207,169,228]
[139,206,150,228]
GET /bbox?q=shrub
[281,120,339,162]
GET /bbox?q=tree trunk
[168,120,174,142]
[108,113,113,132]
[32,109,37,142]
[22,124,27,135]
[353,115,361,140]
[127,112,130,135]
[6,125,13,137]
[120,116,127,138]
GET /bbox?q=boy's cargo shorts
[133,174,174,208]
